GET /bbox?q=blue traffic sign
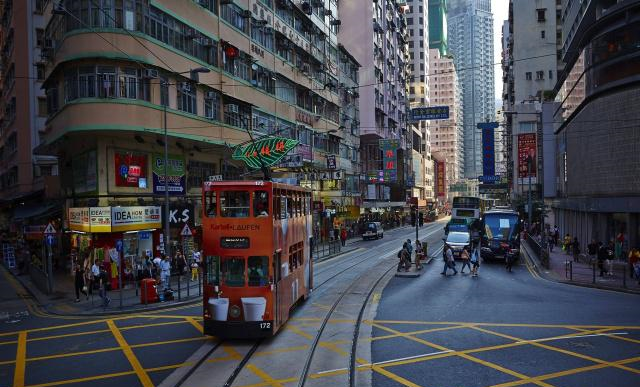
[411,106,449,121]
[478,175,501,183]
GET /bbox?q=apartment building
[340,0,412,208]
[428,48,461,202]
[0,0,58,232]
[428,0,448,56]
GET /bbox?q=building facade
[406,0,433,201]
[551,0,640,251]
[35,0,361,290]
[447,0,495,179]
[0,0,59,232]
[428,0,448,55]
[428,48,462,202]
[340,0,412,209]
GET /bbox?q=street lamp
[162,67,210,259]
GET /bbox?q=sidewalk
[6,266,203,316]
[522,239,640,294]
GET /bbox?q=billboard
[479,122,498,178]
[411,106,450,121]
[153,154,186,195]
[518,133,537,178]
[114,151,147,188]
[379,139,399,183]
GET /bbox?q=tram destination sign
[220,237,250,249]
[232,137,299,169]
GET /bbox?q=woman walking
[470,246,480,277]
[74,261,87,302]
[460,247,471,274]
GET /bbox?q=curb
[521,241,640,295]
[8,267,202,317]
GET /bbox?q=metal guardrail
[564,259,633,289]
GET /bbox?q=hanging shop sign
[114,151,147,188]
[436,161,446,198]
[326,155,337,170]
[479,122,499,179]
[518,133,537,178]
[232,137,299,169]
[68,208,90,232]
[111,206,162,232]
[152,154,186,195]
[379,139,399,183]
[89,207,112,233]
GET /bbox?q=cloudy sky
[492,0,509,100]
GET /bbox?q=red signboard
[518,133,537,178]
[436,161,446,197]
[114,151,147,187]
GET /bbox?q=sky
[492,0,510,102]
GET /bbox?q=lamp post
[163,67,210,259]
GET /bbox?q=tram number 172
[259,322,272,330]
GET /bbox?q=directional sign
[43,223,57,235]
[46,235,55,246]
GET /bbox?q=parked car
[362,222,384,240]
[444,231,471,258]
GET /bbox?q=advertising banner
[111,206,162,232]
[379,139,399,183]
[153,154,186,195]
[68,208,90,232]
[89,207,112,233]
[436,161,446,198]
[518,133,537,178]
[114,151,147,188]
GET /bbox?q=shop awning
[13,203,60,222]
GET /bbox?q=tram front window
[248,256,268,286]
[221,191,250,217]
[206,191,217,217]
[221,257,245,286]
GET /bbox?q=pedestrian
[176,251,187,277]
[98,268,111,307]
[606,240,615,276]
[597,241,607,277]
[160,255,171,290]
[191,259,199,281]
[406,239,413,258]
[628,248,640,279]
[340,227,347,247]
[441,245,457,276]
[553,226,560,246]
[587,239,598,264]
[505,247,514,273]
[397,243,410,272]
[563,234,572,255]
[572,237,581,263]
[615,232,625,260]
[415,239,423,270]
[73,261,87,302]
[470,246,480,277]
[460,247,471,274]
[91,259,100,292]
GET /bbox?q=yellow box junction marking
[13,331,27,387]
[107,320,154,387]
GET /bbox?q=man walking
[441,245,457,276]
[587,239,598,264]
[98,269,111,308]
[597,241,607,277]
[160,255,171,290]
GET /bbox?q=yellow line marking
[27,347,121,363]
[287,325,349,356]
[0,340,18,346]
[27,329,112,342]
[369,324,467,341]
[145,363,192,372]
[372,293,381,303]
[25,371,138,387]
[12,331,27,387]
[246,364,287,387]
[222,343,244,360]
[256,345,309,356]
[186,317,204,334]
[370,365,424,387]
[368,320,640,329]
[107,320,154,387]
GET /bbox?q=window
[119,68,138,99]
[220,191,250,217]
[536,70,544,80]
[177,83,197,114]
[204,90,220,120]
[97,66,116,97]
[254,191,269,217]
[221,257,245,287]
[248,256,268,286]
[288,242,303,270]
[541,30,545,39]
[204,256,220,286]
[37,97,47,117]
[36,64,45,81]
[206,191,218,217]
[536,8,546,22]
[188,161,216,189]
[221,3,249,33]
[549,70,554,79]
[525,72,532,80]
[35,28,45,47]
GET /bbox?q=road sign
[411,106,450,121]
[43,223,57,235]
[46,235,55,246]
[479,183,508,194]
[180,224,193,237]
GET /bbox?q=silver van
[362,222,384,240]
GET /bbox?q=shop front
[68,206,162,290]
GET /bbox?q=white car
[444,231,471,258]
[362,222,384,240]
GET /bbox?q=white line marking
[521,332,628,344]
[314,350,454,374]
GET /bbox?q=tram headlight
[229,305,241,318]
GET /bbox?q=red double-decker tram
[201,180,313,338]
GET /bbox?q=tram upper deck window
[253,191,269,217]
[206,191,217,217]
[221,191,250,217]
[205,256,220,285]
[221,256,245,287]
[248,256,268,286]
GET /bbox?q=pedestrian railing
[564,259,638,290]
[524,236,550,269]
[312,240,342,261]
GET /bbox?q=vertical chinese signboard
[436,161,446,198]
[479,122,498,178]
[518,133,537,178]
[379,139,399,182]
[153,154,186,195]
[114,151,147,188]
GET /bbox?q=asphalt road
[370,249,640,387]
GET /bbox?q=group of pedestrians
[397,239,427,272]
[72,259,111,307]
[441,244,480,277]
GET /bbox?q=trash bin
[140,278,158,304]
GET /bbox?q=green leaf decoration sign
[232,137,299,169]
